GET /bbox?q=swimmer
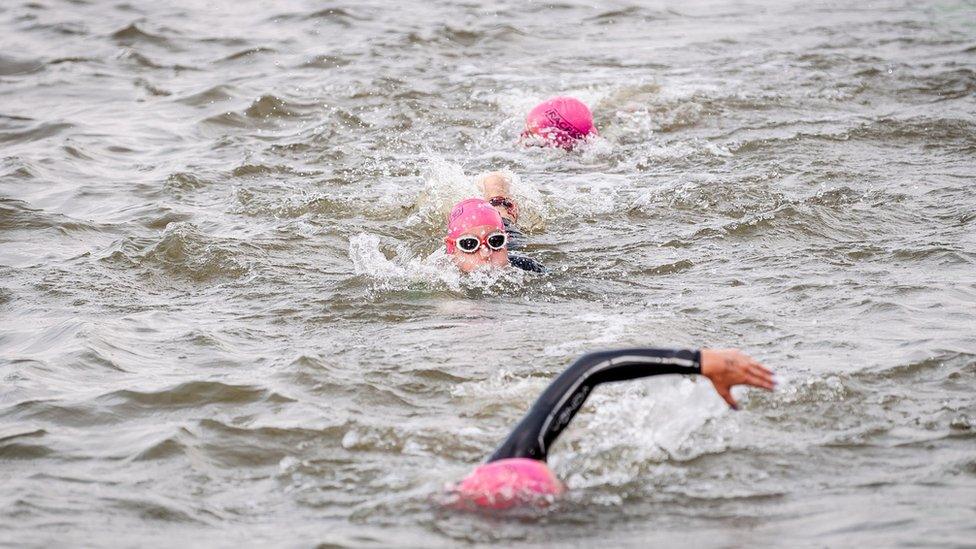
[521,96,598,150]
[444,171,545,273]
[454,347,775,510]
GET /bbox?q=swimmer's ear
[444,236,455,254]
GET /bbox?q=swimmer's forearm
[559,348,702,386]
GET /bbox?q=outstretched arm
[487,348,773,463]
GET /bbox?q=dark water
[1,0,975,546]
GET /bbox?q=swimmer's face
[447,224,509,273]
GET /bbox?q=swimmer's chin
[449,254,511,274]
[455,263,511,274]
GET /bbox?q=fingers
[745,372,775,391]
[749,359,774,377]
[733,356,774,389]
[746,363,775,390]
[715,384,739,410]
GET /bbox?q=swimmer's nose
[479,245,491,258]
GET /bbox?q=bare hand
[700,348,775,410]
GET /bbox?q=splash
[409,157,550,232]
[348,233,527,294]
[472,169,549,231]
[550,378,732,491]
[409,157,481,228]
[544,173,626,217]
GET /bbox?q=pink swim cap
[456,458,564,510]
[523,96,597,149]
[445,198,504,254]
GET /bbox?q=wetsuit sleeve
[502,219,546,272]
[502,218,526,251]
[508,254,546,273]
[487,348,702,463]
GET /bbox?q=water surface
[1,0,975,546]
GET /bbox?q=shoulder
[509,254,546,273]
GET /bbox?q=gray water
[1,0,975,546]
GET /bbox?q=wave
[200,93,319,128]
[0,429,52,459]
[232,182,350,219]
[110,22,175,48]
[99,381,293,410]
[99,223,249,283]
[0,198,101,234]
[0,119,73,145]
[0,54,43,76]
[216,47,277,63]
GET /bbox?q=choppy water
[1,0,975,546]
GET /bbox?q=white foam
[409,157,549,232]
[631,172,723,211]
[545,173,628,217]
[408,156,480,228]
[349,232,461,291]
[450,368,548,401]
[549,377,732,489]
[348,232,526,293]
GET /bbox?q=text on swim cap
[544,109,583,137]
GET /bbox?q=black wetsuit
[487,348,702,463]
[503,218,545,273]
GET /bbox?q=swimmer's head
[455,458,564,510]
[444,198,509,273]
[522,96,597,149]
